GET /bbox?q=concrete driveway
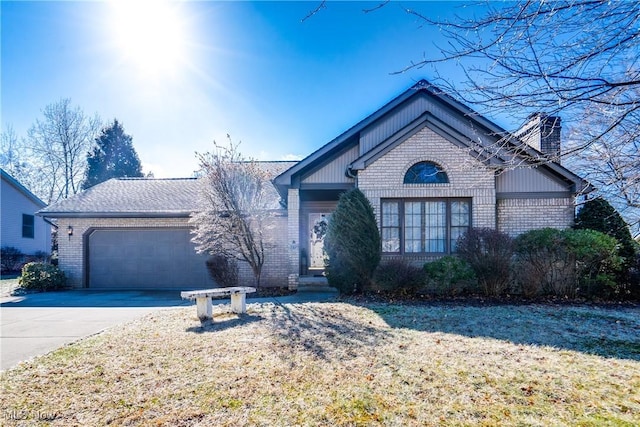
[0,290,190,371]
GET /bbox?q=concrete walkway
[1,288,338,372]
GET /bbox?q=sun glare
[110,0,190,79]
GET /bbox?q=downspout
[345,166,358,187]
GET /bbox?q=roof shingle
[38,161,297,218]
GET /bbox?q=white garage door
[88,228,213,289]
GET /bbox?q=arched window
[403,161,448,184]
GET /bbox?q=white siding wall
[1,178,51,255]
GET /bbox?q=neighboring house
[40,80,590,290]
[1,168,52,263]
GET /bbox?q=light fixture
[67,225,73,239]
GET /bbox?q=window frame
[380,198,471,255]
[403,161,449,184]
[22,214,35,239]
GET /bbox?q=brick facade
[286,188,300,289]
[58,217,191,288]
[236,212,290,287]
[59,213,290,289]
[497,197,575,236]
[52,83,586,291]
[358,127,497,231]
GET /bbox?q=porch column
[287,188,300,290]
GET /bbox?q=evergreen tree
[82,120,143,189]
[324,188,381,294]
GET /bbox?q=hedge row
[368,228,639,300]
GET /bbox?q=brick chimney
[515,113,562,163]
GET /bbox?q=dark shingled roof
[38,161,298,218]
[38,178,202,218]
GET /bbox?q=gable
[358,126,496,192]
[359,92,496,159]
[274,79,589,197]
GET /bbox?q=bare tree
[0,124,48,199]
[0,124,21,174]
[26,98,101,203]
[397,0,639,233]
[190,137,279,287]
[566,106,640,234]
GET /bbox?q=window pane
[403,162,449,184]
[451,201,470,226]
[381,201,401,253]
[450,227,468,252]
[22,214,35,239]
[382,201,399,227]
[382,228,400,253]
[404,202,422,253]
[424,201,446,252]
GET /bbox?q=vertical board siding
[496,168,569,193]
[301,145,359,184]
[359,94,489,157]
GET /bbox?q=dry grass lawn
[1,300,639,426]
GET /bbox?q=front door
[308,213,330,272]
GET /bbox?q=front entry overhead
[87,228,211,289]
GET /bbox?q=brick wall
[497,197,575,236]
[58,217,191,288]
[236,212,290,287]
[58,213,291,289]
[287,188,300,289]
[357,127,497,229]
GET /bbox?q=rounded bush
[19,262,66,292]
[514,228,622,298]
[371,258,425,296]
[575,197,637,289]
[456,228,514,296]
[424,256,476,296]
[206,254,238,287]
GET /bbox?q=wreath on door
[312,216,328,241]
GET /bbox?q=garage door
[88,228,213,289]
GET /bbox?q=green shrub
[456,228,514,297]
[19,262,66,291]
[514,228,571,297]
[324,189,381,294]
[566,229,622,297]
[514,228,622,298]
[575,197,637,291]
[370,258,424,296]
[205,255,238,287]
[423,256,476,296]
[1,246,23,272]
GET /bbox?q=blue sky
[2,1,476,178]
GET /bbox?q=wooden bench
[180,287,257,320]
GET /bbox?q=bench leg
[196,296,213,320]
[230,293,246,314]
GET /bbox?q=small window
[22,214,35,239]
[403,161,448,184]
